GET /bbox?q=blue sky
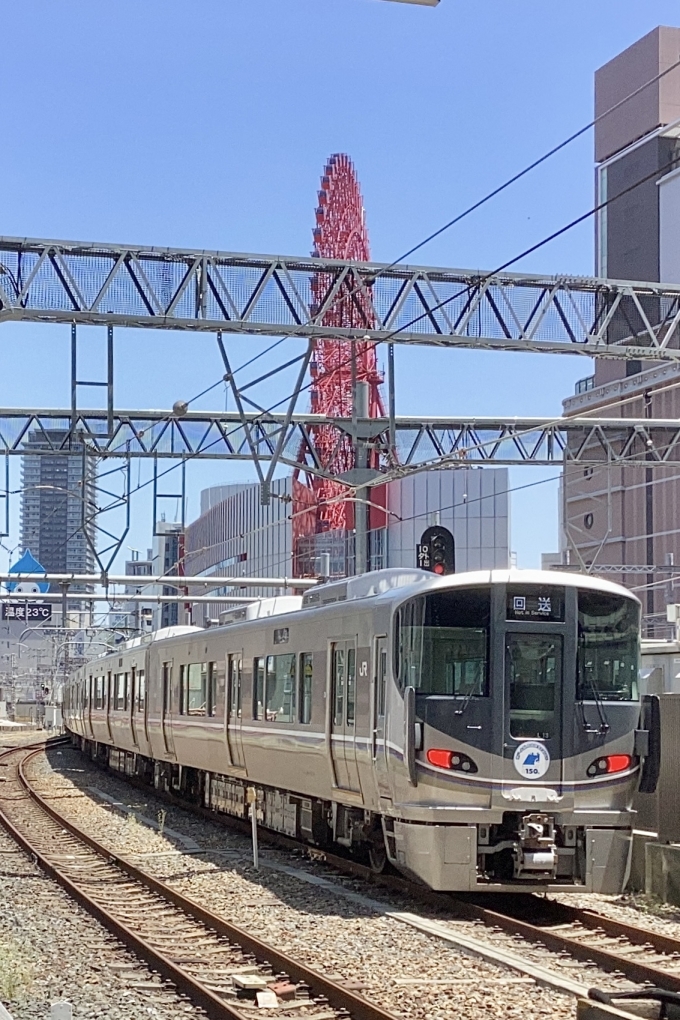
[1,0,678,571]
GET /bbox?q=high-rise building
[20,429,96,586]
[151,522,185,630]
[562,27,680,633]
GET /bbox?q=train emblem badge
[513,741,550,780]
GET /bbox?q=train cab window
[396,589,490,696]
[299,653,313,724]
[265,654,296,722]
[577,590,640,702]
[507,634,561,739]
[137,670,146,711]
[180,663,207,716]
[253,657,265,720]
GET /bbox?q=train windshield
[577,590,640,702]
[396,588,490,696]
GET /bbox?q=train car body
[63,568,656,893]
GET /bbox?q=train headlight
[586,754,633,777]
[426,748,478,773]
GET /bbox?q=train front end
[387,571,655,892]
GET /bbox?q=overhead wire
[22,59,680,582]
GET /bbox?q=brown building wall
[564,369,680,633]
[595,26,680,164]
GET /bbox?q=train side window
[207,662,219,717]
[299,653,313,724]
[378,647,387,716]
[179,665,186,714]
[265,653,296,722]
[137,669,146,711]
[94,676,104,710]
[162,662,172,713]
[253,657,265,719]
[114,672,126,711]
[228,655,242,718]
[332,645,345,726]
[179,663,206,716]
[346,646,356,725]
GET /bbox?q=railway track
[0,739,400,1020]
[13,739,680,1013]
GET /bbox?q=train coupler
[513,813,557,879]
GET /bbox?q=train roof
[299,566,640,610]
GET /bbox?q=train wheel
[368,830,388,874]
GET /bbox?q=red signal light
[433,563,445,575]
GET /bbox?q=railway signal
[416,525,455,574]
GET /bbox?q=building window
[299,653,313,724]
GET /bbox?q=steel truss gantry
[3,408,680,470]
[2,236,680,359]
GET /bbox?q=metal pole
[70,323,77,438]
[247,786,259,870]
[388,342,396,463]
[107,324,114,436]
[354,381,369,576]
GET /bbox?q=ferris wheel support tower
[293,154,387,577]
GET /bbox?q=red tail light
[426,748,478,773]
[587,754,633,777]
[427,748,452,768]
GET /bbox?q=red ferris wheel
[293,154,385,573]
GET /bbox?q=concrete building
[108,550,155,636]
[563,26,680,634]
[184,468,510,616]
[21,429,96,586]
[151,521,185,631]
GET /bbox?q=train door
[371,636,390,798]
[226,653,246,769]
[502,629,564,788]
[130,667,139,747]
[330,639,361,793]
[161,660,176,758]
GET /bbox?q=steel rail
[1,742,399,1020]
[130,775,680,997]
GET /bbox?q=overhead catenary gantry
[2,236,680,359]
[3,233,680,578]
[2,407,680,470]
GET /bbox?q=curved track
[0,740,400,1020]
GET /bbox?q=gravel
[0,818,206,1020]
[22,743,610,1019]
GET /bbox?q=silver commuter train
[63,567,658,892]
